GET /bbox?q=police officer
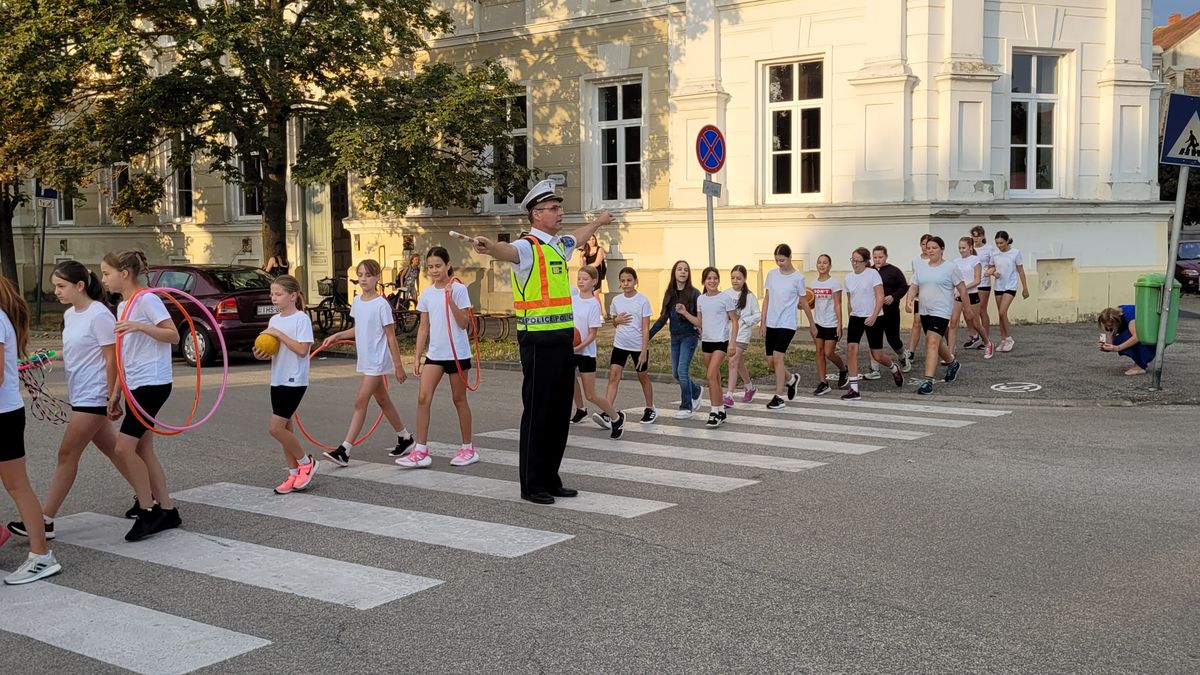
[473,180,613,504]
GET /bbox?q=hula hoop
[116,287,228,434]
[444,278,481,392]
[293,339,389,451]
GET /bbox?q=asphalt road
[1,356,1198,674]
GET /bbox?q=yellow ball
[255,333,280,356]
[803,289,815,309]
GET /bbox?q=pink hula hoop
[119,287,229,432]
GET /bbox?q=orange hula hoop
[293,340,389,451]
[444,278,481,392]
[115,288,202,436]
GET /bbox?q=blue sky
[1155,0,1199,26]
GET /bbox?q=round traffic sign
[696,125,726,174]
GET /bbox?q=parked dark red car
[137,265,278,366]
[1176,240,1200,294]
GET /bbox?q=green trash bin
[1134,273,1179,346]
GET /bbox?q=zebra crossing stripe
[54,513,444,610]
[173,482,572,558]
[420,442,758,493]
[336,462,674,518]
[606,420,883,455]
[670,400,973,428]
[625,408,928,441]
[481,429,827,472]
[741,392,1012,417]
[0,571,270,675]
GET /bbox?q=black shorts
[270,385,307,419]
[610,347,648,372]
[424,358,473,372]
[701,340,728,354]
[119,383,172,439]
[921,315,950,337]
[0,407,26,462]
[71,405,108,417]
[996,289,1017,297]
[814,325,839,341]
[847,316,885,350]
[978,285,992,294]
[764,327,796,356]
[955,292,981,305]
[913,300,920,314]
[573,354,597,374]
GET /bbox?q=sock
[298,455,312,465]
[29,551,53,562]
[461,443,473,451]
[289,468,300,476]
[397,428,412,441]
[340,441,352,453]
[890,362,900,373]
[713,404,724,414]
[850,377,860,393]
[415,443,429,454]
[870,360,880,373]
[43,514,53,525]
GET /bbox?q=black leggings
[880,308,904,353]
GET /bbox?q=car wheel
[180,326,215,367]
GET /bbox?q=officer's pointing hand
[594,211,614,226]
[472,236,492,255]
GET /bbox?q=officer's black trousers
[516,328,574,495]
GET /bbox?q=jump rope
[18,350,70,425]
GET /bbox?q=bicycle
[383,282,420,335]
[310,276,354,333]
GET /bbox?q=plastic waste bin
[1134,273,1179,346]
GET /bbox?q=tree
[1159,163,1200,228]
[1,0,531,269]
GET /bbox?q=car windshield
[1178,242,1200,261]
[210,268,274,292]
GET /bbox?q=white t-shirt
[697,292,737,343]
[809,276,841,328]
[911,255,928,275]
[974,243,997,288]
[571,291,603,358]
[992,248,1024,292]
[63,301,117,406]
[268,311,313,387]
[118,292,173,389]
[955,255,981,292]
[0,310,23,413]
[610,292,652,351]
[764,269,806,330]
[725,288,761,344]
[417,283,473,361]
[844,268,884,318]
[913,259,964,320]
[350,295,394,375]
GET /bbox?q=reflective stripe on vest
[512,235,573,332]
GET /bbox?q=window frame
[56,195,74,224]
[236,152,264,219]
[481,90,531,214]
[1008,52,1061,197]
[761,57,827,205]
[585,75,645,210]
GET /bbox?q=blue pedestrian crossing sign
[1162,93,1200,167]
[696,125,726,174]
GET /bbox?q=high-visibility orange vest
[511,235,573,331]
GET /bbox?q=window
[238,154,263,217]
[171,136,194,219]
[211,268,273,291]
[57,196,74,223]
[156,271,194,293]
[1010,53,1059,194]
[593,80,643,205]
[485,95,529,211]
[766,60,823,200]
[109,163,130,198]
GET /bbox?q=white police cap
[521,179,563,212]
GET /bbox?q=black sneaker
[813,382,831,396]
[944,360,961,383]
[840,389,861,401]
[917,380,934,395]
[963,335,980,349]
[786,373,800,400]
[7,520,54,540]
[388,436,416,458]
[323,445,351,467]
[125,506,167,542]
[125,496,142,519]
[570,408,588,424]
[705,410,726,428]
[836,369,849,389]
[766,395,786,410]
[609,411,626,440]
[157,507,182,532]
[639,408,657,424]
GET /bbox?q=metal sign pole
[35,204,48,324]
[704,175,716,268]
[1150,164,1188,390]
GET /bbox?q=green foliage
[1160,163,1200,226]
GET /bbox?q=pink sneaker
[722,393,735,407]
[293,457,319,491]
[450,446,480,467]
[741,387,756,403]
[984,342,995,359]
[395,448,431,468]
[273,473,298,495]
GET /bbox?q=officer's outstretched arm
[568,211,614,251]
[473,236,520,264]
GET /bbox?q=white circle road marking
[990,382,1043,393]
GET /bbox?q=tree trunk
[262,114,290,265]
[0,182,20,287]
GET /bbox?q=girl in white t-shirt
[321,259,412,467]
[0,276,61,584]
[986,230,1028,353]
[810,254,848,396]
[948,237,992,359]
[5,261,121,545]
[906,234,933,367]
[605,267,654,428]
[398,247,479,469]
[968,225,997,348]
[760,244,816,410]
[570,266,622,438]
[101,250,181,542]
[676,267,737,428]
[723,265,760,407]
[842,248,903,401]
[253,275,317,494]
[903,237,967,395]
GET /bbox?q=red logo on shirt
[811,288,833,296]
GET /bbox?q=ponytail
[53,260,105,301]
[730,264,749,311]
[0,276,30,357]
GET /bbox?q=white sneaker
[592,412,612,430]
[691,387,703,412]
[4,552,62,585]
[1000,337,1015,352]
[674,408,693,419]
[450,447,479,467]
[395,448,431,468]
[862,370,882,381]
